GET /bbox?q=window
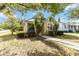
[64,25,66,28]
[48,24,52,31]
[28,24,34,33]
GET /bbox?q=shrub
[75,30,79,33]
[68,30,73,32]
[57,31,64,35]
[16,32,25,38]
[52,22,59,36]
[16,32,36,38]
[27,32,36,37]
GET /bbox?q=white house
[58,20,79,32]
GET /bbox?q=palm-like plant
[33,12,44,35]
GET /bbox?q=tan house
[23,19,54,34]
[23,19,34,33]
[43,20,54,33]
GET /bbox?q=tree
[68,4,79,19]
[45,4,68,15]
[53,21,59,36]
[0,3,68,15]
[0,22,8,29]
[47,16,59,36]
[0,19,22,35]
[33,12,44,35]
[3,9,22,35]
[69,9,79,19]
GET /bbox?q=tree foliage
[0,3,68,15]
[0,19,22,35]
[69,10,79,19]
[69,5,79,19]
[47,16,59,36]
[33,12,44,35]
[0,22,8,29]
[2,9,22,35]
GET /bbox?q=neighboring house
[58,20,79,32]
[65,23,79,32]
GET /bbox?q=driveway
[42,36,79,50]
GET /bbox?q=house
[23,19,55,34]
[58,20,79,32]
[43,19,55,33]
[23,19,35,33]
[65,23,79,32]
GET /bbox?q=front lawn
[0,35,79,56]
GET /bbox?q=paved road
[42,36,79,50]
[0,30,11,36]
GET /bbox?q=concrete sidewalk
[42,36,79,50]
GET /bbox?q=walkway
[42,36,79,50]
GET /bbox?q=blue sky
[14,9,52,20]
[0,4,79,23]
[0,13,7,23]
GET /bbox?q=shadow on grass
[28,36,68,56]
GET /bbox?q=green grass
[56,35,79,39]
[64,33,79,37]
[56,33,79,43]
[56,33,79,39]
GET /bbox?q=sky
[0,3,79,23]
[0,13,7,23]
[14,9,52,20]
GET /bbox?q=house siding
[58,22,79,32]
[43,21,54,33]
[24,23,28,33]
